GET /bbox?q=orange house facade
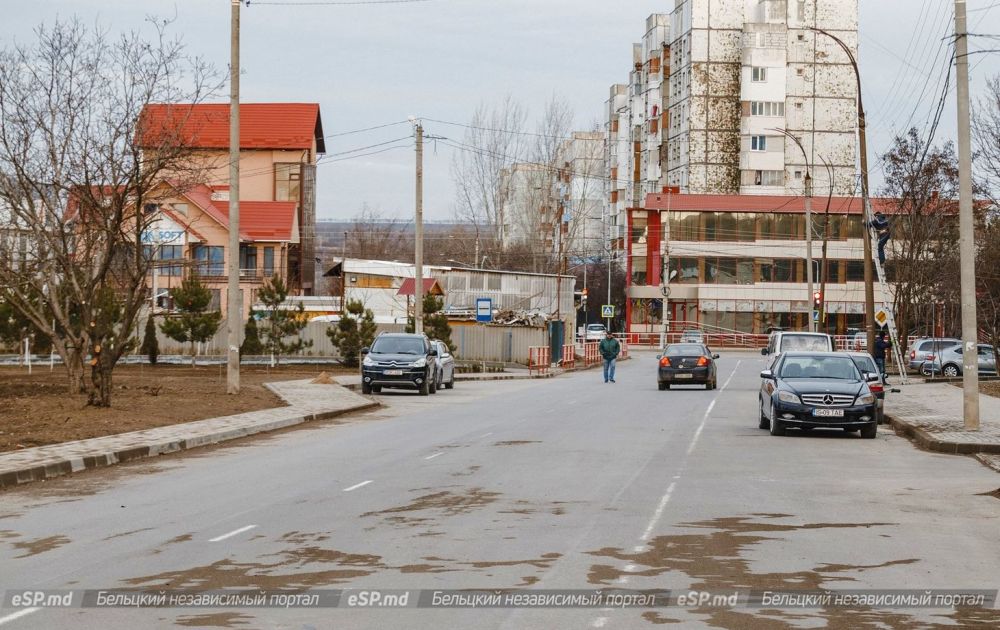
[138,103,325,315]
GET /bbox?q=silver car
[923,343,997,377]
[432,340,456,390]
[906,337,960,371]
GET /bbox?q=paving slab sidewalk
[886,382,1000,459]
[0,380,377,490]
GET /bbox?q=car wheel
[920,363,933,377]
[658,382,667,391]
[362,382,372,395]
[445,375,454,389]
[860,421,878,439]
[429,375,438,394]
[418,378,430,396]
[943,364,961,377]
[372,385,382,393]
[758,397,769,430]
[768,401,785,436]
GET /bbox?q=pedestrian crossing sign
[601,305,615,318]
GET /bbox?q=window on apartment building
[631,256,647,285]
[845,215,864,238]
[717,212,738,241]
[742,170,783,187]
[263,247,275,277]
[751,66,767,82]
[192,244,225,276]
[670,212,700,241]
[751,135,767,152]
[846,260,865,282]
[240,244,257,277]
[274,163,302,202]
[671,258,700,284]
[631,215,648,244]
[702,212,718,240]
[824,260,842,284]
[737,259,754,284]
[750,101,785,117]
[736,214,756,241]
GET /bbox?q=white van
[762,331,834,362]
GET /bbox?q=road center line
[0,608,40,626]
[208,525,257,542]
[424,452,444,460]
[342,480,373,492]
[480,432,493,438]
[640,482,676,542]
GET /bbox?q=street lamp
[810,26,877,353]
[772,128,816,332]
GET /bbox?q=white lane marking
[208,524,257,542]
[591,617,608,628]
[686,361,741,456]
[343,480,373,492]
[640,482,676,542]
[480,432,493,438]
[424,452,444,460]
[0,608,40,626]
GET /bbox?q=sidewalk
[0,380,377,489]
[885,382,1000,471]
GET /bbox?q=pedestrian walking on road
[599,330,621,383]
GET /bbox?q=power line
[249,0,437,6]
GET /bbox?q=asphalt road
[1,351,999,629]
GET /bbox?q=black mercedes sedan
[657,343,719,390]
[758,351,879,438]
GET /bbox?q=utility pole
[226,0,241,394]
[775,129,815,332]
[818,157,834,332]
[340,230,347,312]
[955,0,980,430]
[811,28,876,351]
[414,121,424,335]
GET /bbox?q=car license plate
[384,369,403,376]
[675,373,693,379]
[813,408,845,417]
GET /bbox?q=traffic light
[581,287,588,305]
[813,291,822,310]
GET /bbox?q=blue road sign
[476,298,493,323]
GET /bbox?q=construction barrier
[619,340,629,360]
[528,346,551,375]
[560,344,576,369]
[583,342,600,366]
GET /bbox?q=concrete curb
[0,386,378,490]
[887,414,1000,456]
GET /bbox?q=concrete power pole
[955,0,980,430]
[226,0,241,394]
[414,121,424,335]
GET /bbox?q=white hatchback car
[584,324,607,341]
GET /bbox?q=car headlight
[856,393,876,405]
[777,391,801,404]
[411,358,427,368]
[362,355,375,367]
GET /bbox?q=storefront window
[631,256,647,285]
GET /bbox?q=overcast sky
[3,1,999,221]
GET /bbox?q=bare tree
[973,75,1000,203]
[451,96,527,259]
[345,203,412,261]
[878,128,961,345]
[977,209,1000,360]
[0,18,219,406]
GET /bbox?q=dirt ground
[0,364,352,452]
[981,381,1000,399]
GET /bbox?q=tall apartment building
[606,1,868,336]
[555,131,605,260]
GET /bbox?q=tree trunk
[190,338,196,368]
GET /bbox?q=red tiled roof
[396,278,444,296]
[644,193,899,214]
[138,103,325,153]
[213,200,298,242]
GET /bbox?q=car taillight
[697,356,710,367]
[926,354,935,361]
[869,384,884,393]
[660,357,671,367]
[910,350,916,360]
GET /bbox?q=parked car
[761,331,834,361]
[657,343,719,390]
[850,331,867,351]
[758,351,878,438]
[361,333,437,395]
[679,329,705,344]
[584,323,607,341]
[432,339,456,390]
[906,337,960,372]
[847,352,888,424]
[922,343,997,377]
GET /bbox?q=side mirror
[656,354,662,360]
[760,348,768,356]
[713,354,720,359]
[361,347,370,355]
[865,373,880,382]
[760,370,775,380]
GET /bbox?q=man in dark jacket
[870,211,891,266]
[873,330,891,382]
[599,330,621,383]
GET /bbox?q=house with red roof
[137,103,325,315]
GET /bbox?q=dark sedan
[759,351,879,438]
[657,343,719,390]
